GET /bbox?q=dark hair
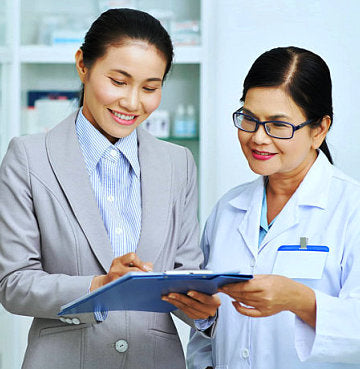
[79,8,174,106]
[241,46,333,164]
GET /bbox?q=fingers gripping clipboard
[59,271,252,315]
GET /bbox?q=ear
[75,49,88,83]
[311,115,331,150]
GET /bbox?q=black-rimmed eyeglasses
[232,108,314,139]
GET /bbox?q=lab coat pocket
[272,245,329,279]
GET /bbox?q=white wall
[203,0,360,212]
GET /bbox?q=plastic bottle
[172,104,187,137]
[185,104,197,138]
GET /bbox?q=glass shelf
[160,136,199,142]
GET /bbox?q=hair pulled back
[79,8,174,106]
[241,46,333,164]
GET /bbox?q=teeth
[255,151,271,156]
[112,111,135,120]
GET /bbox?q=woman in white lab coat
[187,46,360,369]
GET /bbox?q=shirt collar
[114,129,140,179]
[259,186,276,231]
[76,108,140,178]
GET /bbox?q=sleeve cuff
[88,279,108,322]
[194,311,218,338]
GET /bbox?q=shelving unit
[19,44,203,64]
[1,0,203,153]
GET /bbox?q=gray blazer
[0,111,201,369]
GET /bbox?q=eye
[143,86,158,92]
[271,121,289,128]
[109,77,126,86]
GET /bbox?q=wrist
[90,275,107,292]
[288,281,316,327]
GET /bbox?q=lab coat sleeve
[294,204,360,363]
[186,222,215,369]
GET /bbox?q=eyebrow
[242,107,291,121]
[110,69,163,82]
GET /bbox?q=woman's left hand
[162,291,221,320]
[218,274,315,322]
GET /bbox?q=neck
[267,150,317,197]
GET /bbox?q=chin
[248,162,274,177]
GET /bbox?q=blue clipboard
[58,271,252,315]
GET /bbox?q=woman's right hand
[90,252,153,292]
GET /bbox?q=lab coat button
[242,348,250,359]
[65,318,73,324]
[115,339,128,353]
[59,317,67,323]
[72,318,81,325]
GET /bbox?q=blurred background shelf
[19,45,203,64]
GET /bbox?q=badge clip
[300,237,308,250]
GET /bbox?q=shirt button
[115,227,123,234]
[242,348,250,359]
[115,339,128,353]
[110,149,118,158]
[107,195,114,202]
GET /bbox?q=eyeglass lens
[235,114,293,138]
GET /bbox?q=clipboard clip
[300,237,308,250]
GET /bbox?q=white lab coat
[187,151,360,369]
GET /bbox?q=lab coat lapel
[135,128,171,264]
[234,177,264,259]
[46,111,114,273]
[261,152,331,248]
[260,197,300,249]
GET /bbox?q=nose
[251,124,272,144]
[120,87,140,112]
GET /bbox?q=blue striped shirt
[76,108,142,257]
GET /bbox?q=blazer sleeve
[0,137,95,322]
[171,147,203,327]
[172,147,202,270]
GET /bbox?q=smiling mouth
[109,109,136,121]
[253,150,274,156]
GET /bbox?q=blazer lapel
[46,112,114,273]
[135,128,171,265]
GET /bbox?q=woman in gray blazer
[0,9,219,369]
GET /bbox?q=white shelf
[20,45,80,63]
[20,44,203,64]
